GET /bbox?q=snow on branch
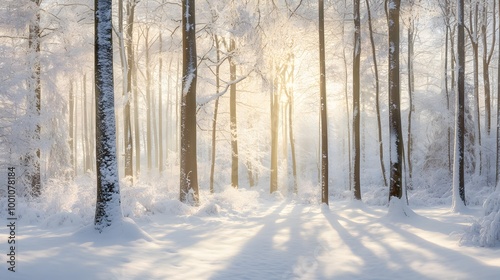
[196,70,253,111]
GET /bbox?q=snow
[2,188,499,280]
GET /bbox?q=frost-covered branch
[196,70,253,111]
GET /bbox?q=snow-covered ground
[1,186,499,280]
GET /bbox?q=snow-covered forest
[1,0,500,279]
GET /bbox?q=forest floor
[1,189,500,280]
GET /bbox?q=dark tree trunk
[353,0,361,200]
[180,0,199,205]
[319,0,329,205]
[94,0,122,231]
[388,0,403,201]
[454,0,466,206]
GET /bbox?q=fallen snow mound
[73,217,154,244]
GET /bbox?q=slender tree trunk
[229,38,239,188]
[453,0,466,208]
[496,0,500,188]
[319,0,329,205]
[210,36,221,194]
[444,4,452,174]
[126,0,139,178]
[27,0,41,196]
[366,0,387,187]
[288,55,298,194]
[270,64,279,194]
[469,2,482,175]
[175,57,180,158]
[69,80,75,176]
[166,58,172,161]
[159,34,164,172]
[152,85,159,171]
[94,0,122,231]
[482,0,496,135]
[407,17,415,189]
[145,28,153,171]
[180,0,199,205]
[117,0,127,177]
[388,0,403,201]
[342,0,352,190]
[353,0,361,200]
[84,74,92,172]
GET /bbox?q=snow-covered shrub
[461,189,500,247]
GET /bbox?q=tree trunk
[84,74,92,173]
[145,28,153,171]
[353,0,361,200]
[388,0,403,201]
[453,0,466,208]
[443,0,452,174]
[94,0,122,231]
[126,0,139,178]
[229,38,239,189]
[469,2,482,175]
[288,55,298,194]
[319,0,329,205]
[210,36,221,194]
[27,0,41,196]
[159,34,164,172]
[407,16,415,189]
[496,0,500,188]
[342,0,352,190]
[69,80,75,177]
[122,0,134,179]
[270,63,279,194]
[180,0,199,205]
[482,0,496,135]
[175,57,180,158]
[366,0,387,187]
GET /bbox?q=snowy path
[2,199,500,280]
